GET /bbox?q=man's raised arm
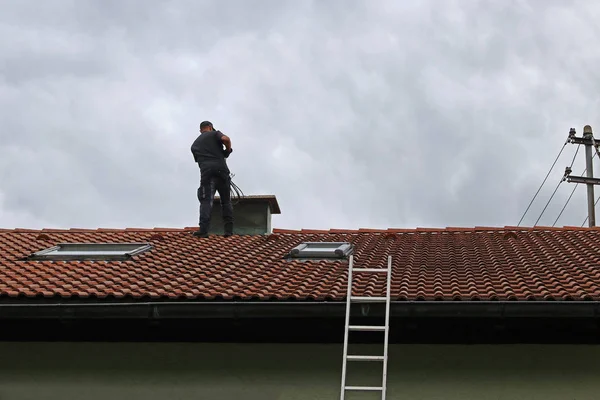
[220,133,233,158]
[221,134,232,151]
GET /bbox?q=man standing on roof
[190,121,234,238]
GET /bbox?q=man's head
[199,120,214,132]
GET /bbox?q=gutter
[1,301,599,319]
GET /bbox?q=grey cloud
[1,0,600,230]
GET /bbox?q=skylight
[289,242,353,259]
[29,243,152,261]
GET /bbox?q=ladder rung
[345,386,383,391]
[347,355,384,361]
[352,268,388,273]
[350,296,387,303]
[349,325,386,332]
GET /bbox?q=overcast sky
[2,0,600,231]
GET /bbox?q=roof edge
[1,300,600,319]
[2,225,600,234]
[272,226,600,234]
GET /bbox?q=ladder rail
[340,254,392,400]
[339,254,354,400]
[381,255,392,400]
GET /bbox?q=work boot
[224,222,233,237]
[192,229,208,238]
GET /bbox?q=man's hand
[223,148,233,158]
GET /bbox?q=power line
[517,140,569,226]
[553,152,597,227]
[553,182,578,227]
[534,178,563,226]
[533,144,581,226]
[559,125,600,227]
[569,143,581,167]
[582,195,600,227]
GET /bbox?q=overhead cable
[533,179,564,227]
[553,182,579,227]
[533,144,580,226]
[553,152,597,227]
[517,140,570,226]
[581,195,600,227]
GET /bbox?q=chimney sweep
[190,121,234,237]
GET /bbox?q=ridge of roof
[273,226,600,233]
[2,225,600,234]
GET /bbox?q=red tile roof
[1,226,600,301]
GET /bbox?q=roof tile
[2,227,600,302]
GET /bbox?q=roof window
[289,242,353,259]
[29,243,152,261]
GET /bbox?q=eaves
[1,300,600,319]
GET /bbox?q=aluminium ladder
[340,255,392,399]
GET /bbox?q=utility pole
[584,125,596,227]
[564,125,599,227]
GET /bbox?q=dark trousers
[197,167,233,235]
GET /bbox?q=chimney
[210,195,281,235]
